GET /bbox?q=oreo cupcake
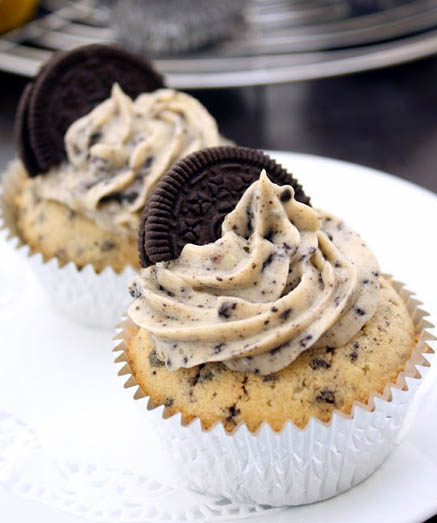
[0,44,225,327]
[114,146,434,505]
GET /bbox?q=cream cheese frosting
[30,84,222,235]
[128,171,380,375]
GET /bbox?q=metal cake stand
[1,0,437,88]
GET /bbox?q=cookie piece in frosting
[140,146,310,266]
[126,277,416,431]
[18,44,164,176]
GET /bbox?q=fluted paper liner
[113,281,435,506]
[0,160,136,328]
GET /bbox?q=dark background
[1,55,437,194]
[193,55,437,194]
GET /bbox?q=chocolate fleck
[129,281,142,299]
[101,239,116,252]
[279,308,292,321]
[246,207,254,237]
[148,350,165,368]
[316,388,335,404]
[198,368,214,383]
[264,228,274,241]
[214,343,225,354]
[270,346,281,355]
[164,397,174,407]
[310,358,331,370]
[159,285,175,297]
[89,131,101,146]
[218,302,235,319]
[300,334,313,348]
[144,156,154,169]
[280,188,292,202]
[226,404,241,421]
[262,253,274,272]
[188,364,205,387]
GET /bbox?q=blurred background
[0,0,436,192]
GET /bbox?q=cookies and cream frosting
[30,84,222,235]
[128,171,380,375]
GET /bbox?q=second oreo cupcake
[0,44,226,327]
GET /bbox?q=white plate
[0,151,436,523]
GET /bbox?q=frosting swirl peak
[33,84,222,235]
[129,171,380,375]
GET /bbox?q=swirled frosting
[128,171,380,375]
[31,84,222,235]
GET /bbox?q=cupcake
[114,146,433,505]
[0,44,226,327]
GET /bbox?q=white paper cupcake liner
[0,160,136,329]
[113,280,435,506]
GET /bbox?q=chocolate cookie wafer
[17,44,165,176]
[14,56,54,176]
[140,146,311,266]
[14,82,40,176]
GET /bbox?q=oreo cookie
[14,82,41,177]
[16,44,164,176]
[140,146,311,266]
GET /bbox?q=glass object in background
[0,0,437,86]
[347,0,420,14]
[113,0,247,55]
